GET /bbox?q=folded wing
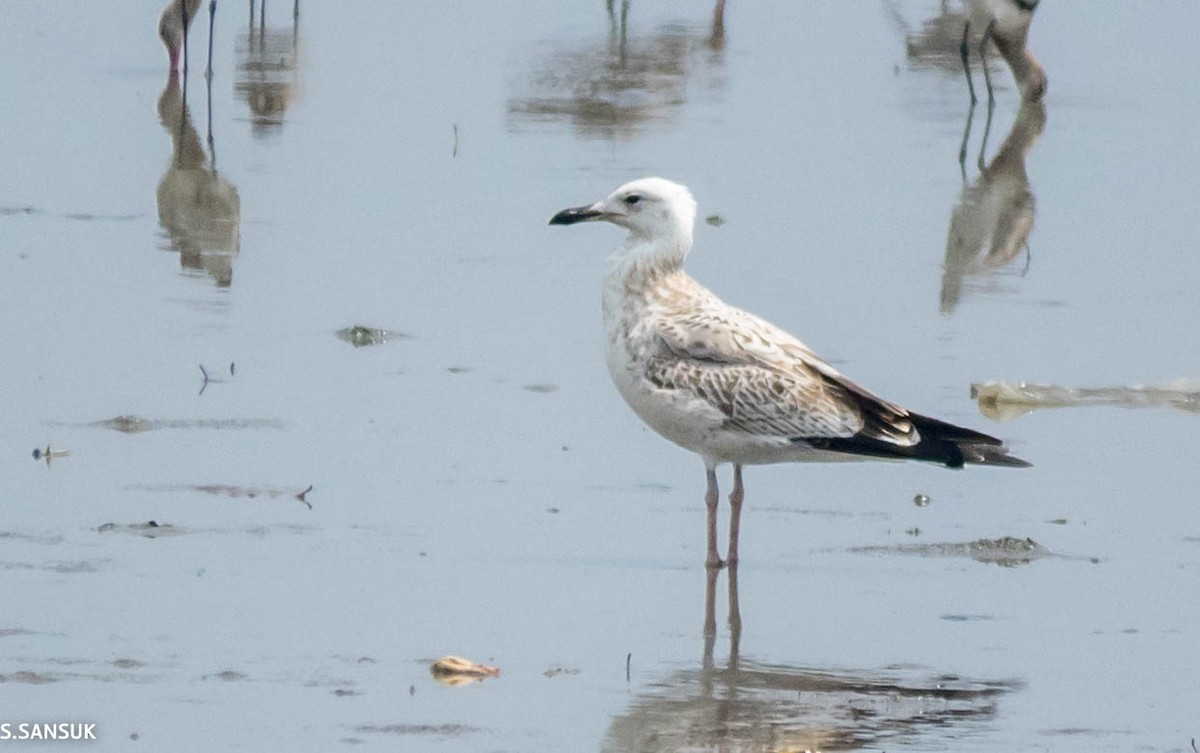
[645,300,1028,468]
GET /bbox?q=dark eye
[623,195,641,205]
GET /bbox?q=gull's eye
[623,195,641,205]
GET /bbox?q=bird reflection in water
[158,0,202,72]
[603,566,1019,752]
[507,0,726,139]
[887,0,1046,105]
[156,72,242,287]
[941,99,1045,313]
[236,0,302,137]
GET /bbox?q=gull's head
[549,178,698,260]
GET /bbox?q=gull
[550,178,1029,569]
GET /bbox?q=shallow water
[3,1,1200,750]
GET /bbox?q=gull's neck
[607,224,694,293]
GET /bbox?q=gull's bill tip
[549,204,603,226]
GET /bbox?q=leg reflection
[701,561,742,674]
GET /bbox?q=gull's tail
[805,413,1031,469]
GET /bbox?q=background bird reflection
[941,100,1045,313]
[156,72,242,287]
[508,0,727,140]
[236,0,302,137]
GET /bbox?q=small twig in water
[451,124,459,158]
[296,484,313,509]
[1191,737,1197,753]
[198,364,210,395]
[625,652,631,682]
[32,445,71,465]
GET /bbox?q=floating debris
[79,415,282,433]
[63,212,139,222]
[705,214,725,227]
[850,536,1050,567]
[522,383,559,394]
[972,380,1200,421]
[98,521,182,538]
[355,724,480,737]
[128,484,313,510]
[543,666,580,678]
[0,671,55,685]
[198,362,236,395]
[913,493,930,507]
[336,326,402,347]
[32,445,71,464]
[430,656,499,686]
[966,536,1048,565]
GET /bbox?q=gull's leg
[727,561,742,666]
[980,19,997,105]
[705,465,723,569]
[703,565,718,644]
[960,21,977,106]
[726,464,744,567]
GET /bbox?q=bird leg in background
[977,94,995,172]
[960,21,977,105]
[726,464,744,567]
[205,59,217,170]
[705,466,722,569]
[181,0,190,77]
[980,19,998,104]
[206,0,216,81]
[958,98,975,177]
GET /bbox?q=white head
[549,177,698,273]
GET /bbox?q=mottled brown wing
[647,301,922,444]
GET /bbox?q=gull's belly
[604,334,806,466]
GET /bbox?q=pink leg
[726,464,744,566]
[727,560,742,663]
[705,466,723,569]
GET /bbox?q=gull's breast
[601,274,797,465]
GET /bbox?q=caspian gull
[550,177,1029,569]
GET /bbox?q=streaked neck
[608,228,692,289]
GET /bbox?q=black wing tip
[799,436,1031,469]
[956,444,1032,469]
